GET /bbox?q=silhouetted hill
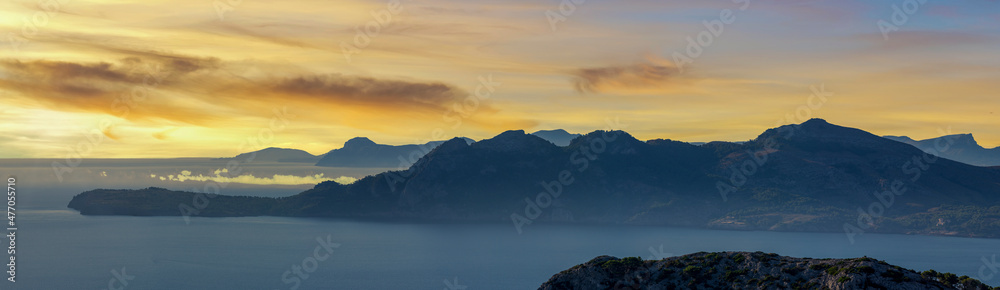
[710,119,1000,235]
[214,147,321,163]
[314,137,473,168]
[885,134,1000,166]
[531,129,581,146]
[540,252,998,289]
[68,119,1000,238]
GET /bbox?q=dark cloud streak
[0,57,486,127]
[572,62,677,93]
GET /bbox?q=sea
[2,159,998,289]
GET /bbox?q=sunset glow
[2,0,998,158]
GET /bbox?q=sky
[1,0,998,158]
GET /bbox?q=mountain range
[216,130,576,167]
[214,132,999,169]
[68,119,1000,238]
[884,134,1000,167]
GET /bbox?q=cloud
[0,57,228,125]
[571,61,681,94]
[203,22,314,48]
[2,60,129,82]
[154,168,357,185]
[0,56,520,132]
[0,56,216,96]
[266,74,468,111]
[152,127,179,140]
[102,124,121,141]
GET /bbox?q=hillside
[539,252,998,290]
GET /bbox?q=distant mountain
[884,134,1000,166]
[214,147,321,163]
[531,129,581,146]
[68,119,1000,238]
[314,137,474,168]
[540,252,997,289]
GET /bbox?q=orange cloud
[152,127,179,140]
[101,124,121,141]
[0,56,532,136]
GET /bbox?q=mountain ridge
[884,134,1000,166]
[313,137,474,168]
[211,129,596,166]
[67,119,1000,239]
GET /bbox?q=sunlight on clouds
[151,168,358,185]
[1,0,998,157]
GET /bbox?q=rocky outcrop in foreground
[540,252,998,290]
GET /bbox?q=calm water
[3,160,999,289]
[7,209,1000,289]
